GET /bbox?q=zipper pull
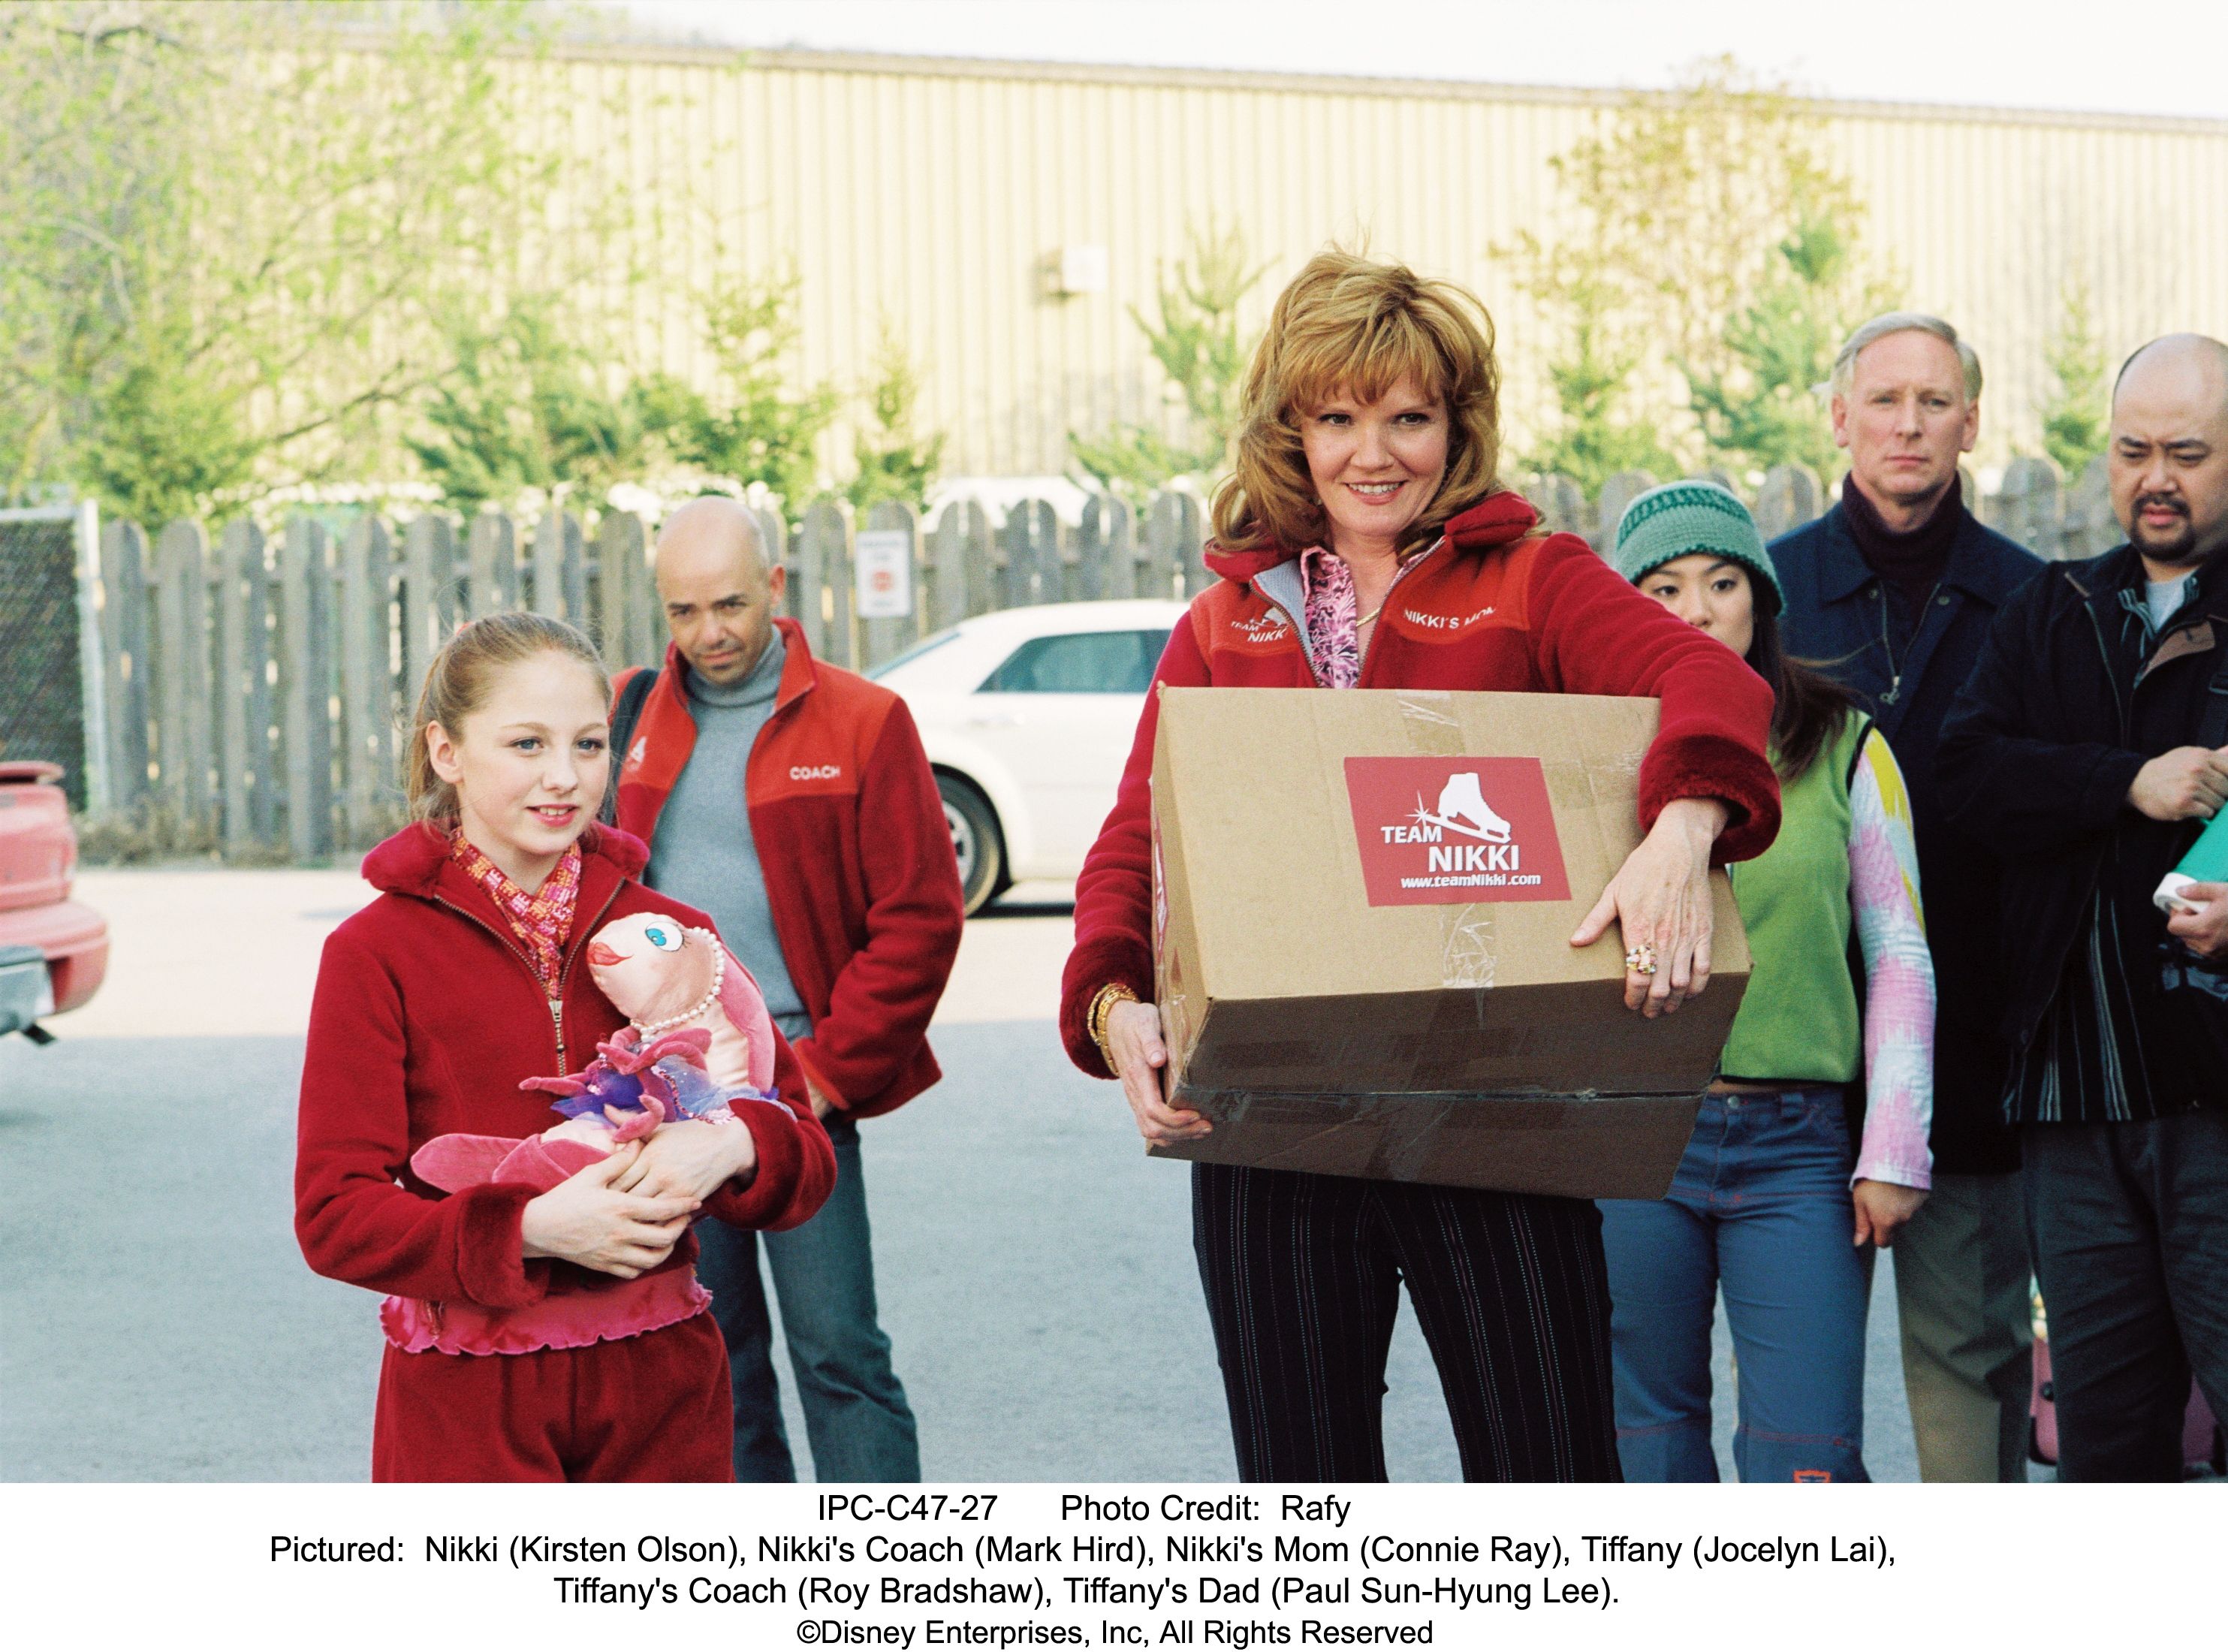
[549,997,568,1075]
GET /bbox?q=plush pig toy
[409,914,781,1195]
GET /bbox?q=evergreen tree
[1685,210,1874,476]
[2041,281,2109,482]
[1523,276,1678,492]
[677,270,840,506]
[846,323,945,514]
[1505,58,1895,483]
[409,303,683,514]
[1070,222,1265,500]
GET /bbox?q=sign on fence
[854,529,915,620]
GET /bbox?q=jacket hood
[1201,490,1543,584]
[359,819,650,898]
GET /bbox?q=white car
[870,599,1189,915]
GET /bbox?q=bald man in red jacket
[611,496,964,1482]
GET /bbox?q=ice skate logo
[1343,755,1571,907]
[1412,771,1512,844]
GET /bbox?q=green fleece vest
[1720,714,1870,1084]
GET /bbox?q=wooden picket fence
[77,454,2116,861]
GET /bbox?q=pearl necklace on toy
[629,927,726,1036]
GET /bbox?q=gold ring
[1624,945,1659,975]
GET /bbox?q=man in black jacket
[1937,333,2228,1481]
[1769,313,2041,1481]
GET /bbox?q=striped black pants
[1191,1162,1621,1482]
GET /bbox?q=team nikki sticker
[1342,756,1571,907]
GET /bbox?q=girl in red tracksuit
[294,612,835,1482]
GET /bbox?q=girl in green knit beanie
[1596,480,1937,1483]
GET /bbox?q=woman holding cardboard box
[1060,250,1782,1482]
[1606,481,1934,1482]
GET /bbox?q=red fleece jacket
[295,822,835,1319]
[612,620,964,1117]
[1060,490,1783,1076]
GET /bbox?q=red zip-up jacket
[613,618,964,1117]
[295,822,835,1323]
[1060,490,1782,1075]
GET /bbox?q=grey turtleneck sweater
[642,632,811,1039]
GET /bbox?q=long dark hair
[1747,607,1854,782]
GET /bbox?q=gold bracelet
[1087,983,1140,1066]
[1089,983,1138,1047]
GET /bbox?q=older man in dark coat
[1768,312,2042,1482]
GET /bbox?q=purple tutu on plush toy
[529,1024,780,1138]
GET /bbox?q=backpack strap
[598,665,659,827]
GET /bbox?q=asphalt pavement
[0,871,1924,1482]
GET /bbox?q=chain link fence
[0,510,92,812]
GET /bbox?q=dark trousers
[1190,1162,1621,1483]
[2022,1110,2228,1482]
[695,1114,920,1482]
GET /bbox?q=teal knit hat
[1611,481,1783,616]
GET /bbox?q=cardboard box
[1147,687,1750,1200]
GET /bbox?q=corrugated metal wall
[513,46,2228,481]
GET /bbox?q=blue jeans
[1597,1090,1871,1482]
[693,1114,921,1482]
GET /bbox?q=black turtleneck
[1841,478,1966,641]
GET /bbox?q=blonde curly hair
[1210,249,1502,559]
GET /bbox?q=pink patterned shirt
[1299,544,1437,688]
[1298,547,1364,689]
